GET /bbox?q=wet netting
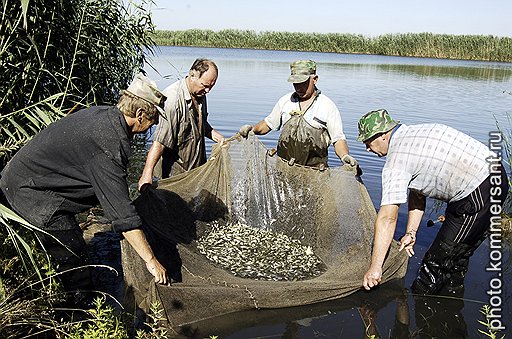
[121,134,408,334]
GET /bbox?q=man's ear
[136,107,145,120]
[382,130,392,143]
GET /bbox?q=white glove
[341,154,358,167]
[239,124,253,138]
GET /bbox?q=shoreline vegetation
[1,0,164,337]
[152,29,512,63]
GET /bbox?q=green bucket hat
[357,109,400,142]
[287,60,316,83]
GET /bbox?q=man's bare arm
[138,141,165,190]
[122,228,168,284]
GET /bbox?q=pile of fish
[196,222,325,281]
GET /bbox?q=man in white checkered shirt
[359,109,508,295]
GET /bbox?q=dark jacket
[0,106,141,233]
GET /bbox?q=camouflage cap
[287,60,316,83]
[126,73,166,113]
[357,109,400,142]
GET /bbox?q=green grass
[478,305,506,339]
[1,0,164,337]
[152,29,512,63]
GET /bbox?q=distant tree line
[153,29,512,63]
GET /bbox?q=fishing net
[121,134,408,334]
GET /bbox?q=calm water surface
[143,46,512,338]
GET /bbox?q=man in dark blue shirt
[0,73,169,301]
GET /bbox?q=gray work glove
[341,154,363,176]
[341,154,358,167]
[239,124,253,138]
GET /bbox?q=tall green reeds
[0,0,157,167]
[153,29,512,63]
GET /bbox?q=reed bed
[153,29,512,63]
[0,0,156,167]
[1,0,159,337]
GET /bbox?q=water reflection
[139,47,512,338]
[187,279,409,338]
[376,64,512,81]
[321,62,512,81]
[217,282,478,339]
[414,294,467,339]
[358,290,410,339]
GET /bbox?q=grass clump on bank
[153,29,512,63]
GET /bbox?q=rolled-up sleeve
[87,151,142,233]
[380,168,412,206]
[154,101,180,150]
[325,105,345,144]
[265,97,287,131]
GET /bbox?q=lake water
[142,46,512,338]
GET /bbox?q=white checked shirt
[381,124,494,206]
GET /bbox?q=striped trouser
[412,165,508,295]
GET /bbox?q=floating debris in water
[197,222,325,281]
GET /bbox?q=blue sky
[148,0,511,37]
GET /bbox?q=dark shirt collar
[106,106,133,144]
[115,107,132,139]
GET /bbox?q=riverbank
[152,29,512,63]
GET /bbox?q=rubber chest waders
[276,92,330,169]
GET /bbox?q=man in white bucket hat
[0,72,169,308]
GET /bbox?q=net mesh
[121,134,408,333]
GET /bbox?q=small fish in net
[196,222,326,281]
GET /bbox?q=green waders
[276,110,330,169]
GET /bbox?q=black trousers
[1,181,93,295]
[36,214,93,293]
[412,166,508,295]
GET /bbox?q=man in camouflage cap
[238,60,357,170]
[287,59,316,83]
[357,109,399,145]
[0,72,169,308]
[359,109,508,297]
